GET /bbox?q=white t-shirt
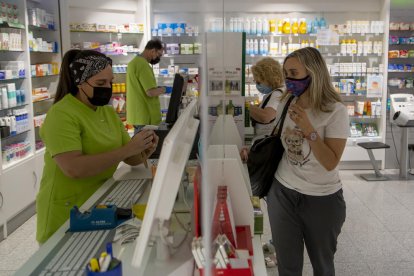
[254,89,283,138]
[275,97,349,196]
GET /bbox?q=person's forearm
[308,136,341,171]
[62,147,131,178]
[250,106,273,123]
[124,153,144,166]
[146,87,164,97]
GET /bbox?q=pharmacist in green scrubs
[36,50,159,243]
[126,39,165,129]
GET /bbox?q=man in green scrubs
[126,39,166,128]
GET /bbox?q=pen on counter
[99,252,107,268]
[106,242,113,258]
[141,151,148,168]
[89,258,100,272]
[100,254,112,272]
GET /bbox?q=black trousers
[267,178,346,276]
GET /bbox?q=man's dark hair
[145,39,163,50]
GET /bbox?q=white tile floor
[1,170,414,275]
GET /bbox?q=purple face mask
[285,75,311,97]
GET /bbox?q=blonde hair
[251,58,284,90]
[281,47,343,112]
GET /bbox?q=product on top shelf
[0,2,19,24]
[28,8,54,29]
[70,22,144,33]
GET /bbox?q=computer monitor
[131,99,199,269]
[165,73,188,125]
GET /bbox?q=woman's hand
[126,129,155,157]
[288,104,315,136]
[240,147,249,162]
[144,133,159,158]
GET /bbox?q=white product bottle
[1,87,8,109]
[264,39,269,55]
[237,18,243,32]
[10,115,16,135]
[259,39,264,55]
[248,39,253,55]
[229,18,234,32]
[263,18,269,34]
[251,18,257,35]
[357,41,363,55]
[244,18,251,34]
[376,99,382,116]
[253,39,259,55]
[257,18,262,35]
[377,41,382,55]
[281,43,288,55]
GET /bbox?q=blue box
[70,205,118,232]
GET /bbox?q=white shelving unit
[0,0,62,240]
[219,0,391,168]
[385,5,414,169]
[60,0,148,124]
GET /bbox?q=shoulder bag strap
[270,95,295,136]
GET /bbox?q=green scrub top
[36,94,130,243]
[126,56,161,125]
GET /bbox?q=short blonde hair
[281,47,343,112]
[251,58,284,89]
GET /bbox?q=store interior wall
[385,2,414,169]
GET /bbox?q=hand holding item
[144,132,159,158]
[128,129,154,156]
[288,104,315,136]
[240,147,249,162]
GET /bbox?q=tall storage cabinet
[0,0,61,239]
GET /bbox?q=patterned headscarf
[69,54,112,85]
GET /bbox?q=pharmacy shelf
[28,25,56,31]
[0,103,29,112]
[0,50,24,53]
[31,74,59,78]
[1,129,31,142]
[70,30,144,34]
[389,30,414,32]
[30,51,59,54]
[2,153,34,171]
[388,71,414,73]
[0,77,26,82]
[35,147,45,155]
[349,115,381,119]
[0,21,25,29]
[153,34,199,37]
[346,136,382,146]
[33,97,54,103]
[245,32,383,38]
[246,53,382,58]
[388,57,414,59]
[163,54,200,57]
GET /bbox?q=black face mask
[82,82,112,106]
[150,56,161,65]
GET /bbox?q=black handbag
[247,96,294,198]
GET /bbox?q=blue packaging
[0,70,5,80]
[70,205,118,232]
[86,259,122,276]
[397,64,405,71]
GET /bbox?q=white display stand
[209,114,243,151]
[207,147,254,232]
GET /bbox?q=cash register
[150,73,199,159]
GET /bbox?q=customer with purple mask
[267,47,349,276]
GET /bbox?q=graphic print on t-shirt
[284,126,311,167]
